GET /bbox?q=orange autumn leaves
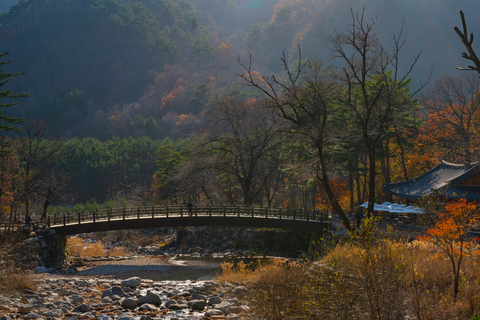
[424,199,480,242]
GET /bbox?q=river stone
[17,303,34,314]
[165,299,178,308]
[178,291,190,297]
[34,266,48,274]
[205,309,224,316]
[170,303,188,310]
[226,305,243,315]
[136,293,161,306]
[102,286,126,298]
[121,298,137,310]
[22,289,38,296]
[102,296,113,304]
[207,296,222,305]
[55,288,73,296]
[191,293,207,302]
[138,303,156,311]
[190,299,206,310]
[73,303,89,313]
[231,286,249,297]
[0,296,12,310]
[43,309,63,318]
[121,277,141,287]
[214,299,237,312]
[54,300,72,308]
[70,294,84,304]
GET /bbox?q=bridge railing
[48,204,327,227]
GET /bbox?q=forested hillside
[0,0,478,140]
[1,0,480,213]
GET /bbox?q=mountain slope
[0,0,477,139]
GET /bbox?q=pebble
[0,277,249,319]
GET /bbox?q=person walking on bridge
[187,202,193,216]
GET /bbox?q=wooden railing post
[152,206,155,218]
[180,205,183,217]
[166,205,169,218]
[63,214,66,226]
[78,211,82,224]
[137,206,140,219]
[251,206,254,218]
[265,207,268,219]
[195,205,198,217]
[108,208,111,221]
[54,213,57,225]
[93,209,96,223]
[279,208,282,220]
[123,207,126,220]
[293,209,296,221]
[307,210,310,222]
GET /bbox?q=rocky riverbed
[0,271,250,320]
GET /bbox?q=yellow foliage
[67,237,129,257]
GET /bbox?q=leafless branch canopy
[454,11,480,73]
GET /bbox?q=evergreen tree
[0,52,26,132]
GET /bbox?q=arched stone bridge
[47,204,330,236]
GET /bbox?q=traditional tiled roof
[383,160,480,200]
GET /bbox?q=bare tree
[238,52,355,232]
[175,150,221,204]
[420,74,480,163]
[11,120,65,220]
[204,97,284,206]
[454,11,480,74]
[328,9,426,216]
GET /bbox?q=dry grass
[217,239,480,320]
[217,258,308,320]
[217,261,256,283]
[67,237,130,257]
[0,244,39,293]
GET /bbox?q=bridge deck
[45,205,329,235]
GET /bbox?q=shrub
[216,259,308,320]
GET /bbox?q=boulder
[17,303,34,314]
[136,293,161,306]
[102,286,126,298]
[73,303,89,313]
[121,298,137,310]
[121,277,141,288]
[231,286,249,297]
[207,296,222,305]
[190,299,206,311]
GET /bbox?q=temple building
[383,160,480,201]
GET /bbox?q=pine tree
[0,51,26,132]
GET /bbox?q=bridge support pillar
[174,227,186,245]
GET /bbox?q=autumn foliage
[418,199,480,300]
